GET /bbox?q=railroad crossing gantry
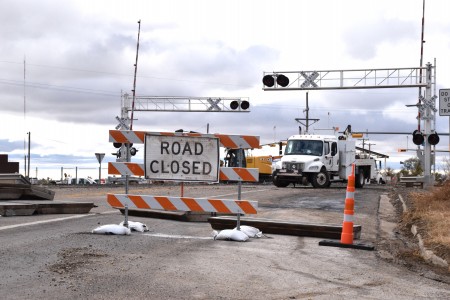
[114,94,251,162]
[263,64,437,185]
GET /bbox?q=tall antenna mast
[130,20,141,130]
[418,0,426,131]
[23,56,27,176]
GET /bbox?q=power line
[0,78,118,97]
[0,60,251,88]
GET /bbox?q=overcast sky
[1,0,449,180]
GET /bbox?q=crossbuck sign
[144,134,220,182]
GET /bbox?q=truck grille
[284,162,304,172]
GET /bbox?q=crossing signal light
[428,132,440,145]
[113,142,122,148]
[130,147,138,156]
[262,74,290,87]
[412,130,424,145]
[230,100,250,110]
[276,74,289,87]
[262,75,275,87]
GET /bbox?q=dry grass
[404,181,450,262]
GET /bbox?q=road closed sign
[144,134,220,182]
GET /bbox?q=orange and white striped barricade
[107,194,258,215]
[109,130,260,149]
[219,167,259,182]
[108,162,145,177]
[318,164,374,250]
[108,162,259,182]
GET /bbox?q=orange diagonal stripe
[242,135,260,148]
[155,196,177,211]
[107,194,123,208]
[236,200,257,214]
[219,170,230,181]
[208,199,232,213]
[108,163,120,175]
[181,197,204,212]
[134,131,146,143]
[235,168,257,182]
[216,134,237,148]
[110,130,127,143]
[128,195,151,209]
[126,163,145,176]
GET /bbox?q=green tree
[440,156,450,177]
[401,157,423,176]
[384,167,395,178]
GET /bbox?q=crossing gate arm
[107,194,258,214]
[109,130,260,149]
[108,162,259,182]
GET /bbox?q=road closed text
[144,135,219,182]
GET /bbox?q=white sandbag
[234,225,262,238]
[92,224,131,235]
[119,221,149,232]
[213,229,249,242]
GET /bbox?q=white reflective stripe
[343,214,354,222]
[346,191,354,199]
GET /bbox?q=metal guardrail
[399,176,425,183]
[399,176,425,188]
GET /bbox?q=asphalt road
[0,183,449,299]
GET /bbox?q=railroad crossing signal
[207,98,221,111]
[300,71,319,88]
[262,74,289,88]
[428,132,440,145]
[230,100,250,111]
[115,116,130,130]
[121,94,250,112]
[412,130,424,146]
[263,64,437,186]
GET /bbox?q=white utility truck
[271,134,379,188]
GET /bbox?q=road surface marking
[0,210,117,231]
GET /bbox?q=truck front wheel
[311,170,330,188]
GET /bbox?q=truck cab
[272,135,339,188]
[272,133,380,188]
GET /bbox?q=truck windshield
[285,140,323,156]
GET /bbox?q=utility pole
[295,92,319,134]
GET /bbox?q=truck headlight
[309,166,319,171]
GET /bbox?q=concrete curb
[398,194,449,270]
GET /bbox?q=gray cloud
[343,18,418,60]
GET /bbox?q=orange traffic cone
[318,163,374,250]
[340,164,355,245]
